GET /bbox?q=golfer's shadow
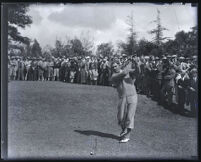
[74,130,120,141]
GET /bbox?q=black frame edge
[1,3,8,160]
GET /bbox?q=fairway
[8,81,197,159]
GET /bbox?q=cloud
[28,7,43,25]
[18,3,197,49]
[48,4,116,30]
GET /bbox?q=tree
[188,26,198,56]
[31,39,42,58]
[148,9,169,57]
[161,26,197,57]
[136,39,156,56]
[42,51,52,60]
[96,42,114,58]
[79,31,95,56]
[117,12,138,56]
[125,12,138,56]
[42,45,53,59]
[8,44,24,56]
[163,39,178,56]
[149,9,169,46]
[8,4,32,45]
[24,40,32,57]
[63,43,72,57]
[70,38,85,56]
[117,41,129,56]
[116,41,127,56]
[173,26,197,57]
[51,39,66,57]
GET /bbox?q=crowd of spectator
[8,54,198,117]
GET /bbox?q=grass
[8,81,197,160]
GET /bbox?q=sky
[18,3,197,51]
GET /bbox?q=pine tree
[31,39,42,58]
[8,4,32,45]
[96,42,114,58]
[126,12,138,56]
[118,12,138,56]
[149,9,168,46]
[54,39,64,57]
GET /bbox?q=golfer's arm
[111,71,127,82]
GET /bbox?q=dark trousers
[177,88,186,112]
[189,92,197,115]
[33,69,38,81]
[17,69,24,80]
[91,80,97,85]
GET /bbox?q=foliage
[96,42,114,58]
[8,4,32,45]
[70,38,85,56]
[41,45,53,59]
[79,31,95,56]
[162,26,197,57]
[6,4,197,59]
[31,39,42,58]
[148,9,169,46]
[162,39,178,56]
[148,9,169,57]
[51,40,66,57]
[117,41,129,56]
[117,13,138,56]
[125,13,138,56]
[48,36,95,58]
[136,39,157,56]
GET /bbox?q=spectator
[187,68,198,116]
[160,60,176,106]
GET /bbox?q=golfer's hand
[122,69,134,75]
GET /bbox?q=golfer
[111,61,138,143]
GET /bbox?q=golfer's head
[112,62,120,73]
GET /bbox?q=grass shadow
[162,102,196,117]
[163,103,179,114]
[74,130,120,141]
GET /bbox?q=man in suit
[17,58,25,80]
[160,60,176,106]
[111,61,138,143]
[177,70,189,114]
[53,58,61,81]
[187,68,198,117]
[33,58,38,81]
[143,58,152,97]
[10,57,17,80]
[38,57,44,81]
[155,58,163,103]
